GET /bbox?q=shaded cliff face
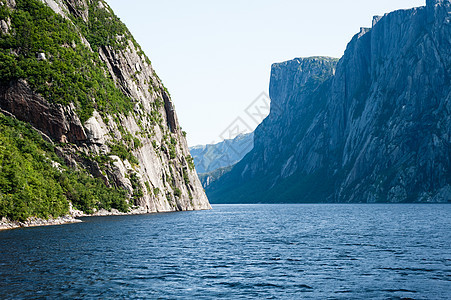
[0,0,210,213]
[207,0,450,203]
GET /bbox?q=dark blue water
[0,204,450,299]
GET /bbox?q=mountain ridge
[190,132,254,188]
[190,132,254,174]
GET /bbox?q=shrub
[186,155,195,171]
[173,188,182,198]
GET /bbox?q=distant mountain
[207,0,451,203]
[190,133,254,174]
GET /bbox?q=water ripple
[0,204,450,299]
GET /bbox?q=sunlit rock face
[0,0,211,212]
[207,0,450,203]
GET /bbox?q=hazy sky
[105,0,425,146]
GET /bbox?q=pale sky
[105,0,425,146]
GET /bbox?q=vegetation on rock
[0,113,129,221]
[0,0,211,221]
[0,0,133,123]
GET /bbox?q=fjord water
[0,205,450,299]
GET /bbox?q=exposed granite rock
[5,0,15,8]
[62,0,89,22]
[36,52,46,61]
[84,110,109,146]
[207,1,450,203]
[110,155,134,195]
[0,18,10,34]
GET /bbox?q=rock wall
[0,0,211,212]
[207,0,450,203]
[0,79,87,143]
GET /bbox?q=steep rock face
[328,0,450,202]
[0,0,210,212]
[0,79,86,143]
[208,0,450,203]
[253,57,338,180]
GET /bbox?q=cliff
[207,0,450,203]
[0,0,210,223]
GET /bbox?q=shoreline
[0,215,82,231]
[0,206,212,231]
[0,208,149,231]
